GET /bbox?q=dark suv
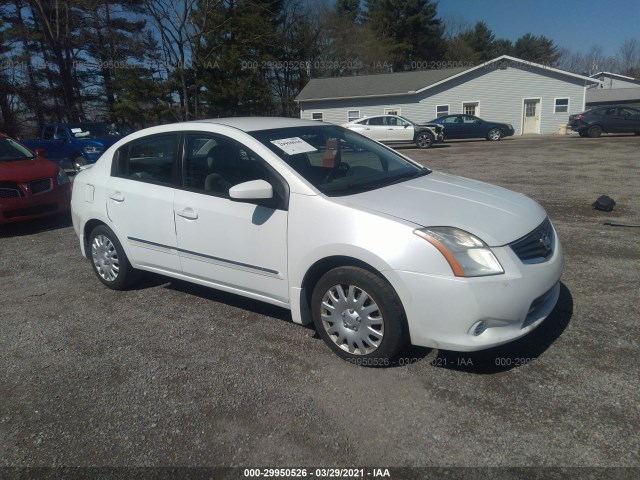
[568,106,640,137]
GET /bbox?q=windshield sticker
[270,137,317,155]
[70,128,83,133]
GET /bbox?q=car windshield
[68,122,120,139]
[0,138,35,162]
[250,125,429,196]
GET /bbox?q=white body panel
[71,118,563,353]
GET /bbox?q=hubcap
[489,130,500,140]
[91,234,120,282]
[418,134,431,147]
[320,284,384,355]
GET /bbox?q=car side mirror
[229,179,273,202]
[35,148,48,157]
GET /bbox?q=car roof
[188,117,323,132]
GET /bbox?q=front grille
[4,203,57,219]
[30,178,53,195]
[0,187,21,198]
[510,218,555,264]
[0,181,22,198]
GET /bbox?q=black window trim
[111,132,181,187]
[177,131,290,211]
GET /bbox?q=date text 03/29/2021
[243,468,391,478]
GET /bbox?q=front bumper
[0,184,71,224]
[385,233,564,352]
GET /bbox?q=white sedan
[342,114,444,148]
[71,118,563,362]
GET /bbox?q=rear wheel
[487,128,502,141]
[88,225,138,290]
[587,125,602,138]
[311,266,408,362]
[415,131,434,148]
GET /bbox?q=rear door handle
[109,192,124,202]
[176,208,198,220]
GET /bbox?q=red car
[0,134,71,224]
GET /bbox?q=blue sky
[436,0,640,56]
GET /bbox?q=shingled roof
[295,67,470,102]
[295,55,600,103]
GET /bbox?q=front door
[174,133,289,303]
[523,99,541,134]
[385,116,414,142]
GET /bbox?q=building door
[523,99,541,134]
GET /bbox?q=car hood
[0,156,59,182]
[336,171,546,246]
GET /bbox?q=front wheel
[415,131,434,148]
[487,128,502,141]
[311,266,408,362]
[587,125,602,138]
[89,225,138,290]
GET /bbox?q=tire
[587,125,602,138]
[487,128,502,141]
[311,266,408,362]
[88,225,138,290]
[72,155,86,172]
[415,131,434,149]
[578,131,588,137]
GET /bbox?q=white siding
[591,75,640,89]
[300,65,589,134]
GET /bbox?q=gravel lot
[1,134,639,472]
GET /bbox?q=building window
[347,110,360,122]
[384,107,400,115]
[554,98,569,113]
[436,105,449,117]
[463,102,479,116]
[311,112,323,121]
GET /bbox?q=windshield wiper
[323,168,431,195]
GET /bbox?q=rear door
[440,115,464,138]
[364,116,386,141]
[106,133,181,273]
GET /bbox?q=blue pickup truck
[22,122,122,172]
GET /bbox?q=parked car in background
[0,134,71,224]
[342,114,444,148]
[429,114,514,141]
[568,106,640,137]
[21,122,121,172]
[71,118,563,362]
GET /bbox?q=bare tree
[143,0,221,120]
[618,38,639,76]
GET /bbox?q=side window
[43,126,55,140]
[115,134,178,185]
[442,116,458,124]
[368,117,384,126]
[621,108,640,117]
[182,133,286,206]
[56,127,69,141]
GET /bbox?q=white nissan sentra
[71,118,563,361]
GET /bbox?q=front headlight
[57,167,70,186]
[414,227,504,277]
[83,146,102,154]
